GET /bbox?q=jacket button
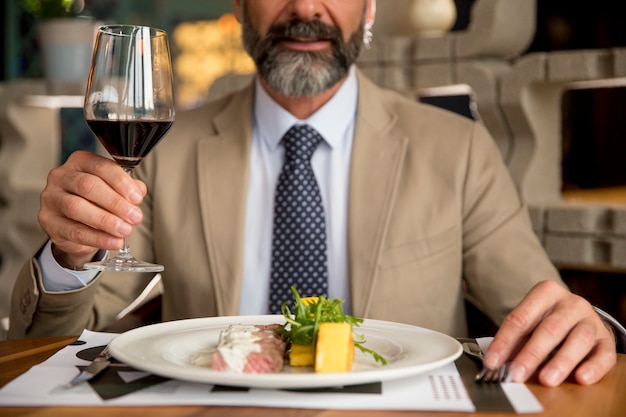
[20,292,31,314]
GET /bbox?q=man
[9,0,618,387]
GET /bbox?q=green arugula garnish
[280,286,387,365]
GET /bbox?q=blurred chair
[418,84,481,121]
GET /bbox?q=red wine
[86,119,173,167]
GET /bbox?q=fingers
[509,293,590,383]
[572,336,616,385]
[484,280,561,370]
[40,201,128,251]
[484,280,617,386]
[536,317,615,386]
[50,168,143,228]
[39,151,147,254]
[62,151,146,207]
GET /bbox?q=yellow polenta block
[289,343,315,366]
[314,322,354,373]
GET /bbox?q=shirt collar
[253,66,358,150]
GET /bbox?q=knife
[64,345,111,388]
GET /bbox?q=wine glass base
[83,257,164,272]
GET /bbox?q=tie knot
[282,124,323,162]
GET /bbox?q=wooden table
[1,336,625,417]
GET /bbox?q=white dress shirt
[39,67,358,315]
[240,68,357,314]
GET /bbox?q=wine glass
[83,24,175,272]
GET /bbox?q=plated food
[108,315,463,388]
[190,287,386,374]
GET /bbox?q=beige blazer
[9,70,563,339]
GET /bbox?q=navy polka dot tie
[268,124,329,314]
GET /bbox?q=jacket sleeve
[7,242,153,339]
[8,244,99,338]
[460,122,566,325]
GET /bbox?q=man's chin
[263,68,345,97]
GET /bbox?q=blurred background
[2,0,626,187]
[3,1,626,109]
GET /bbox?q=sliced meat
[210,324,286,373]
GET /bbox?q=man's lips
[280,38,331,51]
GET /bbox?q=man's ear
[232,0,243,23]
[366,0,376,28]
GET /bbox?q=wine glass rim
[98,24,168,38]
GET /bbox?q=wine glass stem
[119,166,135,259]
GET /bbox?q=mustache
[265,18,343,45]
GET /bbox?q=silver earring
[364,27,373,49]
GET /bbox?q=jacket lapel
[197,85,254,316]
[349,72,408,317]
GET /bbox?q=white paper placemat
[0,330,541,413]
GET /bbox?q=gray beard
[261,48,346,97]
[241,12,364,97]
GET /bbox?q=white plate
[108,315,462,389]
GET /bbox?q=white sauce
[216,325,262,372]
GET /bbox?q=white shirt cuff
[38,240,105,292]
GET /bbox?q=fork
[461,341,512,383]
[475,362,513,383]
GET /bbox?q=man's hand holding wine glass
[39,150,147,270]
